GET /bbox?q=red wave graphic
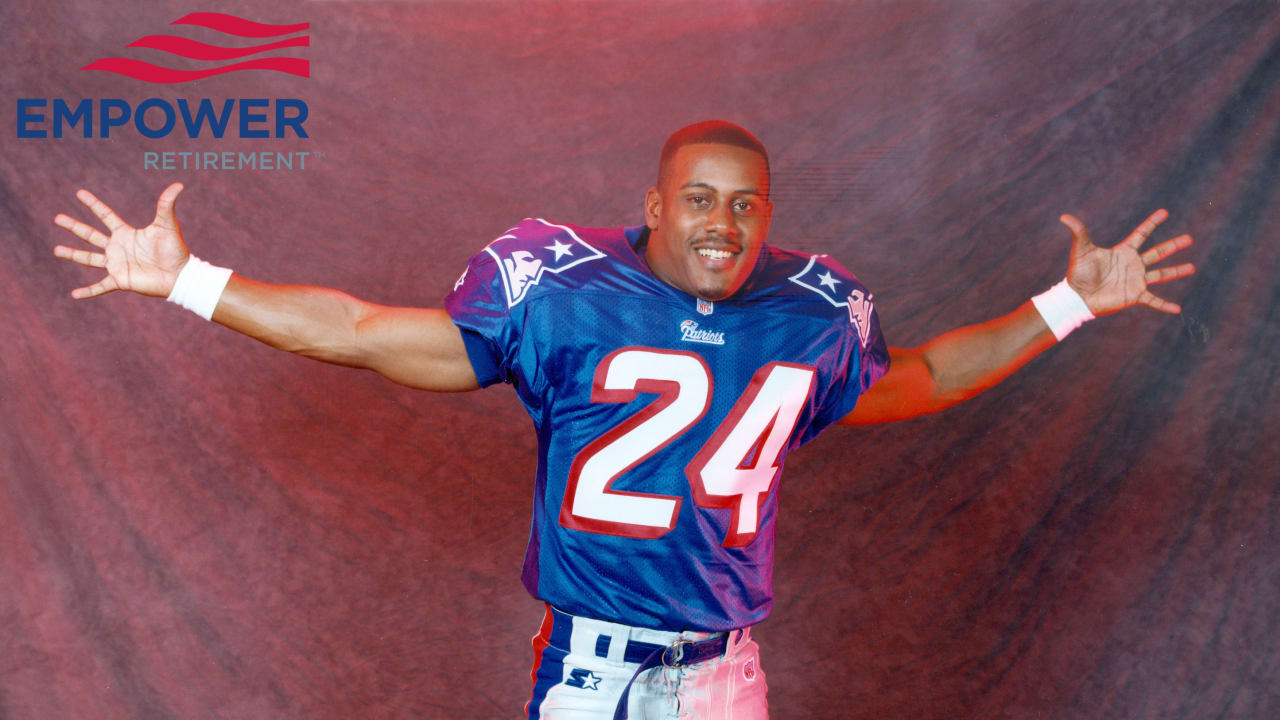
[126,34,309,61]
[81,57,310,83]
[170,12,309,38]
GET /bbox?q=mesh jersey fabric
[445,218,889,631]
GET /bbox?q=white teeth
[697,248,733,259]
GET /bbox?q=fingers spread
[1122,208,1170,249]
[1138,289,1181,314]
[54,213,110,248]
[1145,262,1195,284]
[53,244,107,268]
[76,189,126,232]
[1059,213,1093,248]
[1140,234,1192,264]
[154,182,184,228]
[70,276,119,300]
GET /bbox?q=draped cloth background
[2,1,1277,718]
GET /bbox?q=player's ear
[644,187,661,230]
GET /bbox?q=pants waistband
[542,604,752,666]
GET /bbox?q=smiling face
[643,142,773,301]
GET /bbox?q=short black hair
[657,120,770,195]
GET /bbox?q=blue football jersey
[445,218,889,631]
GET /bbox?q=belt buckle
[662,637,691,668]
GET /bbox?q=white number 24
[558,347,816,548]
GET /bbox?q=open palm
[1061,209,1195,316]
[53,182,190,299]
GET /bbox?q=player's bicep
[837,346,943,425]
[354,305,481,392]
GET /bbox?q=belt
[612,633,731,720]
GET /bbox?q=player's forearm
[919,300,1056,407]
[211,274,371,367]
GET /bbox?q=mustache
[691,234,741,251]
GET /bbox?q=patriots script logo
[680,320,725,345]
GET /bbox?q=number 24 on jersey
[559,347,816,548]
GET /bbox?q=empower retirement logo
[83,12,310,83]
[16,11,315,173]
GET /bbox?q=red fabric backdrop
[2,1,1277,718]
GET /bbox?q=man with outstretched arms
[52,121,1195,719]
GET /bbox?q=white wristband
[1032,279,1094,341]
[166,255,233,320]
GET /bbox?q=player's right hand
[53,182,191,299]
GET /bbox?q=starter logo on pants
[565,668,602,690]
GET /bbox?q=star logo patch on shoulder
[788,255,875,349]
[484,219,605,307]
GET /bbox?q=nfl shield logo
[696,297,713,315]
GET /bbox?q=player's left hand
[1060,209,1195,315]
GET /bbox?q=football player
[52,121,1194,719]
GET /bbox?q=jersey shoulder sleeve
[444,218,608,386]
[762,247,891,436]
